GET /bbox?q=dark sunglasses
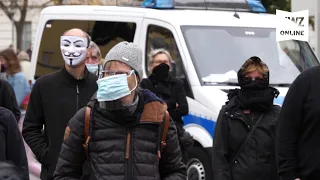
[242,76,268,87]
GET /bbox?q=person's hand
[295,178,301,180]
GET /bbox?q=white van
[31,1,319,179]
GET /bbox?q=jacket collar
[61,65,89,85]
[91,89,166,120]
[140,89,167,123]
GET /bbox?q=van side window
[35,20,136,79]
[146,25,194,98]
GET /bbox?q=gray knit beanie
[104,41,143,81]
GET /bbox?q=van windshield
[181,26,319,86]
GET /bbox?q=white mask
[60,36,88,66]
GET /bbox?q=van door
[140,19,215,180]
[139,19,193,98]
[32,13,142,79]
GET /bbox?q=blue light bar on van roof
[141,0,267,13]
[142,0,174,9]
[247,0,266,13]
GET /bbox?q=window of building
[22,22,32,51]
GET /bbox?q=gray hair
[147,48,172,71]
[89,41,101,57]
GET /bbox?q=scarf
[227,87,279,112]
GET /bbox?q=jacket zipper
[125,128,132,180]
[76,85,79,110]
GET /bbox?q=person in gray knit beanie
[103,41,143,81]
[52,41,186,180]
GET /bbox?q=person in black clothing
[22,28,98,180]
[0,56,19,119]
[212,56,281,180]
[0,79,21,121]
[140,48,192,163]
[0,107,29,180]
[276,66,320,180]
[27,44,32,60]
[53,41,186,180]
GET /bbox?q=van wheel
[187,146,213,180]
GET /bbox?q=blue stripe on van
[183,96,285,138]
[183,115,216,137]
[274,95,285,106]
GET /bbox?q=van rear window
[35,20,136,79]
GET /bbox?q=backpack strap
[158,111,170,159]
[83,107,91,158]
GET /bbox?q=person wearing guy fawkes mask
[212,56,281,180]
[140,48,193,164]
[22,28,97,180]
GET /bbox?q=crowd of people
[1,27,320,180]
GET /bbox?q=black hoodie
[0,79,21,121]
[0,107,29,180]
[276,66,320,180]
[22,66,97,180]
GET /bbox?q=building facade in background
[0,0,45,52]
[0,0,127,52]
[292,0,318,58]
[1,0,316,57]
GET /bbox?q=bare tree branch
[51,0,64,5]
[41,0,53,7]
[20,0,28,21]
[0,1,14,20]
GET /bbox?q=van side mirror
[170,61,177,77]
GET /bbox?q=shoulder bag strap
[83,107,91,158]
[229,113,265,164]
[161,111,170,149]
[158,111,170,159]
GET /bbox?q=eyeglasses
[99,70,132,78]
[86,56,99,63]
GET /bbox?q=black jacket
[0,79,21,121]
[53,89,186,180]
[140,76,188,124]
[22,67,97,180]
[276,66,320,180]
[0,107,29,180]
[212,97,280,180]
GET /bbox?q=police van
[30,0,319,179]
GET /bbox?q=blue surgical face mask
[86,64,99,74]
[96,70,137,102]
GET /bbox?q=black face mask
[239,77,269,90]
[151,63,170,80]
[237,78,279,112]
